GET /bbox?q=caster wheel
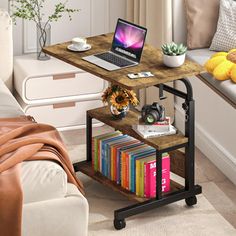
[114,219,126,230]
[185,196,197,206]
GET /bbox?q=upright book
[110,139,140,181]
[92,131,121,171]
[144,154,170,198]
[100,133,124,176]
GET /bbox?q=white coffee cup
[72,37,87,50]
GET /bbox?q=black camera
[141,102,165,124]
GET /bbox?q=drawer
[22,99,103,130]
[24,72,106,101]
[14,54,108,104]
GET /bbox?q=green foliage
[161,42,187,56]
[10,0,80,26]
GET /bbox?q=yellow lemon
[213,61,234,81]
[204,56,226,73]
[211,52,228,58]
[230,65,236,83]
[228,49,236,54]
[204,49,236,81]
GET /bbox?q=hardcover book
[133,125,177,139]
[133,117,171,133]
[144,154,170,198]
[120,144,150,188]
[110,139,140,181]
[100,133,124,176]
[116,142,144,184]
[126,146,156,191]
[92,131,121,171]
[105,135,132,179]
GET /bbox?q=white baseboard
[175,104,236,185]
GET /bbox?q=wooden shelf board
[78,161,184,203]
[88,106,188,151]
[43,33,203,90]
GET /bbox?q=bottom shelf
[77,161,184,203]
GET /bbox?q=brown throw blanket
[0,116,84,236]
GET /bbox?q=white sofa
[0,10,89,236]
[172,0,236,185]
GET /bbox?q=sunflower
[110,91,129,110]
[101,87,112,103]
[125,89,139,106]
[204,49,236,82]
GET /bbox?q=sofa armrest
[23,183,88,236]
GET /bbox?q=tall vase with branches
[10,0,79,60]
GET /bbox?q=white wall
[0,0,126,55]
[175,78,236,185]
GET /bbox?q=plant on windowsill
[10,0,80,60]
[161,42,187,68]
[102,85,139,120]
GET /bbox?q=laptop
[82,18,147,71]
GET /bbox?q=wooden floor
[61,125,236,229]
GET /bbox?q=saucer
[67,44,91,52]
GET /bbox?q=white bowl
[163,53,186,68]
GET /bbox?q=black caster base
[185,196,197,206]
[114,219,126,230]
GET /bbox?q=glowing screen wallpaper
[112,20,147,61]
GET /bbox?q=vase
[163,53,186,68]
[37,23,51,61]
[110,104,129,120]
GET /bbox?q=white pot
[163,53,186,68]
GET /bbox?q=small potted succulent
[161,42,187,68]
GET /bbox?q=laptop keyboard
[95,53,134,67]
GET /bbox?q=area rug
[66,143,236,236]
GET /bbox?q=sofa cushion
[187,49,236,105]
[184,0,220,49]
[0,79,24,117]
[210,0,236,52]
[21,160,68,204]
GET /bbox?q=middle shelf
[88,106,188,151]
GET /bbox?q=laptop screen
[111,19,147,62]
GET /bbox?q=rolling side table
[43,33,204,229]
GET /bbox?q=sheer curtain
[126,0,174,119]
[126,0,172,47]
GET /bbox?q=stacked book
[92,131,170,198]
[132,117,177,138]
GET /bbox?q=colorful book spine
[121,144,148,189]
[92,137,95,168]
[116,142,143,184]
[109,137,133,180]
[106,136,130,179]
[127,148,155,191]
[101,134,123,176]
[135,158,142,196]
[92,131,120,171]
[130,148,156,193]
[111,140,140,182]
[144,154,170,198]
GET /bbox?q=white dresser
[14,54,107,130]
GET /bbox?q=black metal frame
[74,78,202,228]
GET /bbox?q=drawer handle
[53,102,76,109]
[53,73,76,80]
